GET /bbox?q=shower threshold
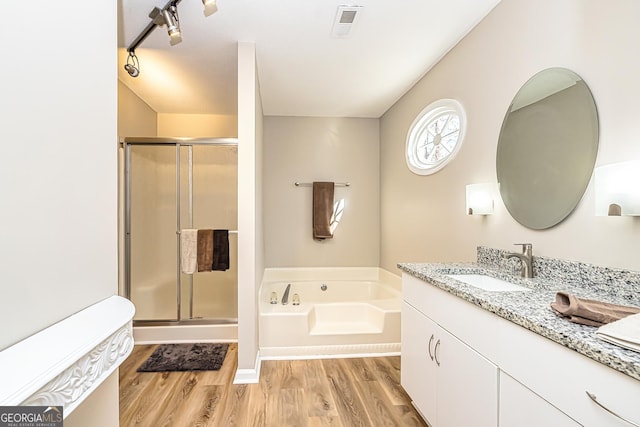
[133,318,238,327]
[133,318,238,344]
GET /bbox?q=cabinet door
[401,302,437,424]
[436,325,498,427]
[500,372,579,427]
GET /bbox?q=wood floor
[119,344,427,426]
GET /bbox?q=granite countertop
[398,260,640,382]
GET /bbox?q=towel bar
[294,182,350,187]
[176,230,238,234]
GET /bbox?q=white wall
[263,117,380,267]
[236,42,264,377]
[0,1,117,348]
[380,0,640,273]
[0,1,118,425]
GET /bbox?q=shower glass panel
[129,145,178,321]
[179,145,238,320]
[125,139,238,324]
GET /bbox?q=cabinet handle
[434,339,441,366]
[428,334,435,361]
[586,391,640,427]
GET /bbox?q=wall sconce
[466,183,495,215]
[595,161,640,216]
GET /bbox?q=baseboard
[233,351,262,384]
[260,342,401,360]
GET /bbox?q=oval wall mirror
[496,68,599,229]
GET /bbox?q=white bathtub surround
[0,296,135,418]
[262,267,401,290]
[260,267,401,359]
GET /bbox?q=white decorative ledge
[0,296,135,418]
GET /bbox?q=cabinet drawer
[403,274,439,317]
[403,274,499,361]
[498,318,640,427]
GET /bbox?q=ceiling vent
[331,5,363,38]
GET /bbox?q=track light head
[202,0,218,17]
[149,3,182,46]
[163,5,182,46]
[124,51,140,77]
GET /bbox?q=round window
[405,99,466,175]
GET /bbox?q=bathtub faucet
[282,283,292,305]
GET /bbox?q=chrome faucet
[282,283,291,305]
[503,243,534,278]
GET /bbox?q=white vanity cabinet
[401,273,640,427]
[401,302,498,427]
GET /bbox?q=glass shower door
[125,140,238,323]
[127,145,179,321]
[179,145,238,320]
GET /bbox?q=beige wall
[263,117,380,267]
[380,0,640,273]
[1,1,119,425]
[118,83,238,139]
[118,80,157,137]
[157,113,238,138]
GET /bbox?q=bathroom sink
[445,274,531,292]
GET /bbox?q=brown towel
[313,181,334,240]
[550,292,640,327]
[212,229,229,271]
[197,229,213,272]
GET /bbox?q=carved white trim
[0,296,135,418]
[22,323,133,412]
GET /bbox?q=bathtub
[259,267,401,359]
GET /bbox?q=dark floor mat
[137,343,229,372]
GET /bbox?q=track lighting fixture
[202,0,218,17]
[124,0,219,77]
[124,51,140,77]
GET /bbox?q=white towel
[180,229,198,274]
[596,312,640,353]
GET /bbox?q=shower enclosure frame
[122,137,238,327]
